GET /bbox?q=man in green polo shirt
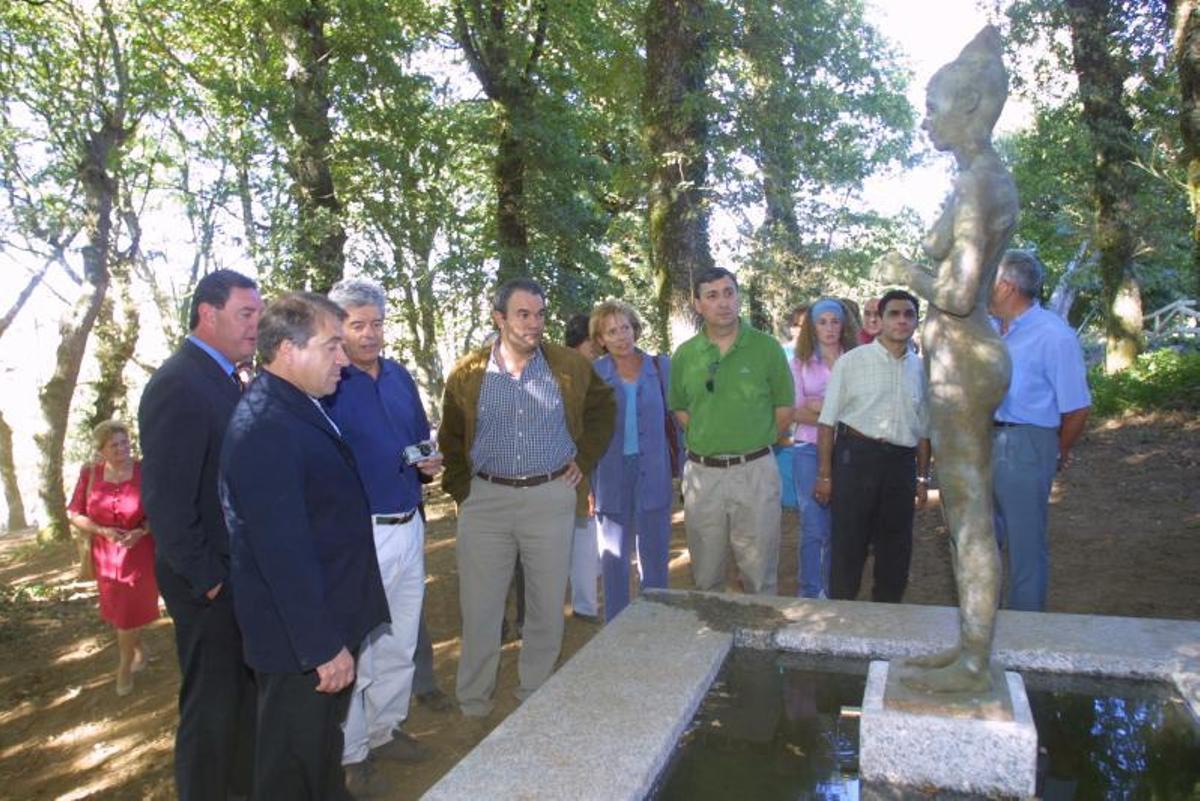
[669,267,794,595]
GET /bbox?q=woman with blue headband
[790,298,858,597]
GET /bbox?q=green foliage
[998,0,1192,331]
[709,0,916,332]
[1088,348,1200,417]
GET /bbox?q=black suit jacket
[139,339,240,599]
[219,371,389,674]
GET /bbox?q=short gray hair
[998,250,1044,299]
[328,278,386,315]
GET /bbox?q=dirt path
[1,413,1197,800]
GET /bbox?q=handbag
[651,354,682,477]
[71,463,100,580]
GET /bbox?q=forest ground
[1,412,1197,800]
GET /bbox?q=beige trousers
[454,476,576,716]
[682,455,781,595]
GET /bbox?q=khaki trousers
[682,454,781,595]
[454,476,576,716]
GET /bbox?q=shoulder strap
[651,353,668,401]
[85,462,98,501]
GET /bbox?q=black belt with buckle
[374,509,417,526]
[687,447,771,469]
[993,421,1021,428]
[476,463,570,488]
[837,423,915,453]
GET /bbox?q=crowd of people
[66,240,1090,799]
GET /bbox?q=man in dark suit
[139,269,262,801]
[220,292,390,800]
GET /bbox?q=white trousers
[569,516,600,616]
[342,512,425,765]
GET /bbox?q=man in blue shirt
[324,279,443,794]
[989,250,1091,612]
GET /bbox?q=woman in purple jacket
[589,300,679,622]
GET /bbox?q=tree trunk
[452,0,547,284]
[35,264,109,543]
[275,0,346,293]
[391,248,446,423]
[85,273,140,432]
[495,103,530,282]
[644,0,714,349]
[1174,0,1200,297]
[0,411,28,532]
[34,115,123,542]
[1066,0,1144,372]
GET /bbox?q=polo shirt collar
[701,318,750,354]
[342,358,394,382]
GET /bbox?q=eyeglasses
[705,361,719,393]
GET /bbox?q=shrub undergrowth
[1088,349,1200,417]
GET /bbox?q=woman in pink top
[791,298,858,597]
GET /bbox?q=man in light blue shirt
[989,250,1091,611]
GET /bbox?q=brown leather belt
[686,447,771,469]
[476,463,570,488]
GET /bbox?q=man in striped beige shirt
[814,288,931,603]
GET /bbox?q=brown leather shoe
[370,730,430,763]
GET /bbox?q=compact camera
[402,440,438,466]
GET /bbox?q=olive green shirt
[668,320,794,456]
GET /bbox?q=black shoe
[370,729,431,763]
[344,760,389,799]
[571,611,600,624]
[415,687,454,713]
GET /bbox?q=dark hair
[692,267,738,298]
[879,288,920,318]
[564,313,591,349]
[492,277,546,315]
[786,305,808,328]
[257,292,347,363]
[188,269,258,330]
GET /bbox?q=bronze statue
[875,26,1016,693]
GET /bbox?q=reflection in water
[653,652,1200,801]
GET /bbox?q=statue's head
[923,26,1008,152]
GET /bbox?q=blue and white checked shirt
[470,345,576,477]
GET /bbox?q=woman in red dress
[67,419,159,696]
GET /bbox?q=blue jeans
[597,455,672,623]
[794,443,831,598]
[993,424,1058,612]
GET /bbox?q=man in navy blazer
[220,292,389,800]
[139,269,262,801]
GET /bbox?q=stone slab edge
[423,591,1199,801]
[421,599,732,801]
[860,661,1037,797]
